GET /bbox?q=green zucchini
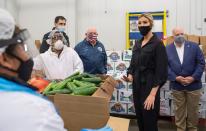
[46,88,72,95]
[81,72,96,78]
[73,87,97,96]
[81,77,102,84]
[43,81,57,95]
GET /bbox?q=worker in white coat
[0,8,67,131]
[33,30,83,80]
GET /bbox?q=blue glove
[81,125,113,131]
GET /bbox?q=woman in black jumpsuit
[124,13,168,131]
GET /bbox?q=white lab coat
[0,91,67,131]
[33,46,83,80]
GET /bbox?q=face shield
[0,29,30,52]
[48,30,68,46]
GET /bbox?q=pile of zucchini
[43,72,102,96]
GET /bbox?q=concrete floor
[129,119,206,131]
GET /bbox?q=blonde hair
[139,13,154,27]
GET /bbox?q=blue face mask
[174,35,185,44]
[57,26,65,32]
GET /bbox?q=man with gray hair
[75,27,107,74]
[0,8,66,131]
[166,27,205,131]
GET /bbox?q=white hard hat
[0,8,15,53]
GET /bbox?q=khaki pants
[172,89,201,131]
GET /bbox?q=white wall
[18,0,76,56]
[76,0,206,50]
[0,0,19,21]
[8,0,206,53]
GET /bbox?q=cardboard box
[160,99,171,116]
[127,103,136,115]
[202,45,206,57]
[161,81,170,91]
[160,90,165,99]
[110,102,127,114]
[115,79,127,90]
[107,62,115,75]
[107,50,122,62]
[127,82,133,91]
[200,92,206,102]
[166,36,174,45]
[122,50,132,61]
[118,90,133,103]
[201,72,206,83]
[114,72,127,80]
[200,36,206,46]
[35,40,41,50]
[110,89,118,102]
[165,91,173,100]
[199,102,206,118]
[170,100,175,116]
[107,117,130,131]
[187,35,200,44]
[114,61,130,74]
[48,76,117,131]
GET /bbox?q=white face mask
[53,40,64,50]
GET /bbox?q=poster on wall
[129,20,138,32]
[152,20,163,32]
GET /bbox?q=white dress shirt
[33,45,83,80]
[174,42,185,65]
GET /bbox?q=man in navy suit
[166,27,205,131]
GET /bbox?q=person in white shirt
[33,30,83,80]
[0,8,67,131]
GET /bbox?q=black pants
[133,89,160,131]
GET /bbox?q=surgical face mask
[53,40,64,50]
[57,26,65,32]
[138,26,152,36]
[174,35,185,44]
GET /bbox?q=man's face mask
[87,33,98,44]
[174,35,185,44]
[53,40,64,50]
[57,26,65,32]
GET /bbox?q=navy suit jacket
[166,41,205,91]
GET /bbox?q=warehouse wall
[76,0,206,50]
[4,0,206,52]
[0,0,19,21]
[18,0,76,48]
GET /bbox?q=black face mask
[3,46,34,82]
[17,58,34,82]
[138,26,152,36]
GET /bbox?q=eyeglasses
[52,35,63,40]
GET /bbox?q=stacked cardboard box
[160,81,172,116]
[107,50,134,115]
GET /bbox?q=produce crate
[48,76,117,131]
